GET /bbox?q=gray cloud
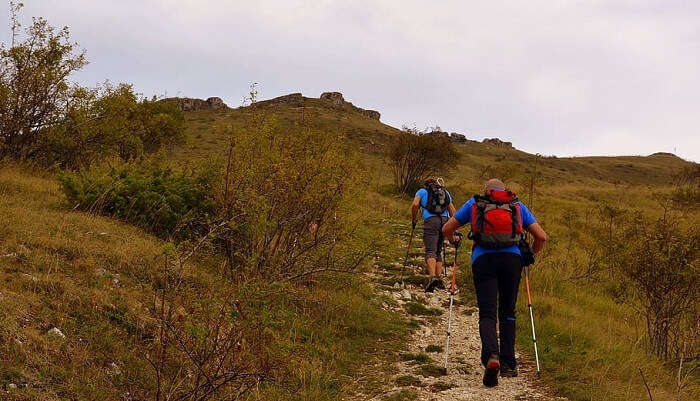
[5,0,699,160]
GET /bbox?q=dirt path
[356,252,566,401]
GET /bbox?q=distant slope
[171,92,694,188]
[173,93,402,162]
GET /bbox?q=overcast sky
[5,1,699,160]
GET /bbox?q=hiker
[442,178,547,387]
[410,178,457,292]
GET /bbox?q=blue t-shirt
[454,197,537,264]
[415,188,453,220]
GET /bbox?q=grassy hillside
[174,96,691,188]
[177,96,401,162]
[0,93,696,400]
[171,95,698,401]
[0,165,410,400]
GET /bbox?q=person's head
[483,178,505,193]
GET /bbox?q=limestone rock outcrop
[320,91,345,106]
[483,138,513,148]
[427,130,471,144]
[206,97,225,109]
[319,91,381,121]
[161,97,228,111]
[361,109,381,120]
[450,133,467,143]
[268,93,303,105]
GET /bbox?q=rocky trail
[354,230,565,401]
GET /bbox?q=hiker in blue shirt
[410,178,456,292]
[442,178,548,387]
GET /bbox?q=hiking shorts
[423,216,448,261]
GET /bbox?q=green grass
[425,344,443,353]
[415,364,447,377]
[405,302,443,316]
[400,352,431,364]
[394,374,423,387]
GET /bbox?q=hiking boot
[434,277,446,290]
[482,354,500,387]
[500,364,518,378]
[424,277,440,293]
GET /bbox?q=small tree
[389,127,458,195]
[0,2,87,159]
[1,5,181,169]
[39,83,185,169]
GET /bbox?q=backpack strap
[508,202,518,238]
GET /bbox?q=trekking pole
[399,222,416,285]
[524,266,541,375]
[442,242,447,277]
[444,242,459,371]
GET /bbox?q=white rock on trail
[107,362,122,376]
[399,289,412,301]
[47,327,66,339]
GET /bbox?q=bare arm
[448,202,456,217]
[410,196,421,223]
[442,216,462,243]
[526,222,547,253]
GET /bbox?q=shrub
[59,160,216,240]
[0,5,184,169]
[670,165,700,209]
[389,127,458,195]
[217,113,377,280]
[35,83,185,169]
[0,3,87,160]
[617,211,699,360]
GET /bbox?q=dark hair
[423,178,437,187]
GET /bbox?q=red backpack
[468,189,524,248]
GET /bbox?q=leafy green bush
[36,84,185,169]
[60,161,216,240]
[1,6,184,169]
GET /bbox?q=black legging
[472,252,522,369]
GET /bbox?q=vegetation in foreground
[1,6,413,400]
